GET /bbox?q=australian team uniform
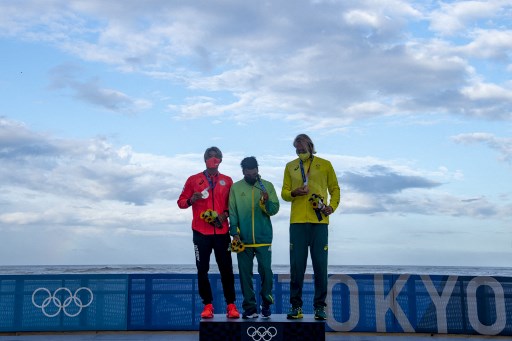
[281,156,340,310]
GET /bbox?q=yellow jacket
[281,156,340,224]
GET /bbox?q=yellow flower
[309,194,324,211]
[201,209,221,227]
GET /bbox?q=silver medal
[201,188,209,199]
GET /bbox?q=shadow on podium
[200,314,325,341]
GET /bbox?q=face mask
[298,152,311,162]
[206,157,221,168]
[244,176,257,185]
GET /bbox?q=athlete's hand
[260,192,269,203]
[189,192,203,204]
[217,212,228,223]
[291,185,309,197]
[322,205,333,216]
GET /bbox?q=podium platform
[200,314,325,341]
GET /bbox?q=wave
[1,264,512,276]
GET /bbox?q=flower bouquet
[230,238,245,253]
[200,209,222,228]
[309,193,325,221]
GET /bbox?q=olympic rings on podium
[32,287,94,318]
[246,326,278,341]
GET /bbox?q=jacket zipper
[251,186,255,244]
[212,177,216,235]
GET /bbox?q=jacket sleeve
[228,186,239,236]
[262,181,280,216]
[281,164,294,202]
[326,161,341,211]
[177,176,193,209]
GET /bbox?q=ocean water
[0,264,511,276]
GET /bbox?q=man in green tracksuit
[229,156,280,319]
[281,134,340,320]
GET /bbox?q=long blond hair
[293,134,316,154]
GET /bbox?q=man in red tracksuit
[177,146,240,319]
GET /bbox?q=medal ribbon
[203,171,216,191]
[256,175,267,193]
[299,156,313,185]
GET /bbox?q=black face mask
[244,176,257,185]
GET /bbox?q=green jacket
[281,155,340,224]
[229,178,279,246]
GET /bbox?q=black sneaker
[242,308,258,319]
[260,302,271,318]
[286,306,303,319]
[314,306,327,320]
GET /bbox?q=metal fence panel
[1,273,511,336]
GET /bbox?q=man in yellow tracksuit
[281,134,340,320]
[229,156,280,319]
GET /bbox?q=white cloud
[452,132,512,163]
[461,82,512,101]
[459,29,512,60]
[344,10,381,29]
[2,118,509,232]
[429,1,510,36]
[1,2,512,266]
[2,1,512,128]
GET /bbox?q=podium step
[200,314,325,341]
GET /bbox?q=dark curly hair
[240,156,258,170]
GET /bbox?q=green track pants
[289,223,328,309]
[236,245,273,312]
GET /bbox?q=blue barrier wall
[0,273,511,335]
[0,275,128,332]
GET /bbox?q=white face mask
[298,152,311,161]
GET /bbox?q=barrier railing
[0,273,510,335]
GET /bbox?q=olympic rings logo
[32,287,94,318]
[246,326,278,341]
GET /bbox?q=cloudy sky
[1,0,511,267]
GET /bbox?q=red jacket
[177,171,233,235]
